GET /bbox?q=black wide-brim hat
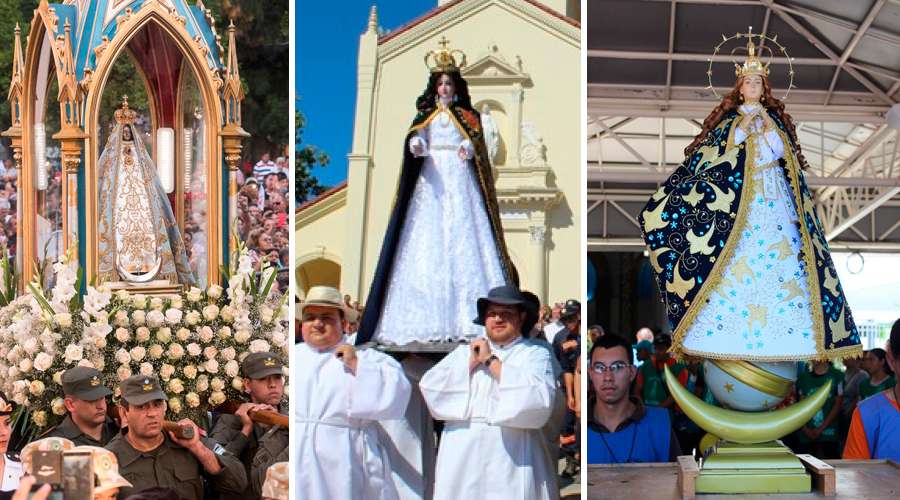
[474,285,539,334]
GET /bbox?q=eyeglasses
[591,361,631,375]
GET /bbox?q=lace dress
[683,103,817,359]
[372,106,506,345]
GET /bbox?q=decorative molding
[377,0,579,61]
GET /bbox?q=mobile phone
[62,451,94,500]
[31,450,62,485]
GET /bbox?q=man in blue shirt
[587,334,681,464]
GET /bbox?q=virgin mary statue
[639,34,862,364]
[355,39,516,346]
[97,97,195,286]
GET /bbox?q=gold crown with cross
[114,95,137,125]
[424,36,467,73]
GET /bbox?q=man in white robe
[420,285,558,500]
[295,286,412,499]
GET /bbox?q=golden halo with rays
[705,26,796,101]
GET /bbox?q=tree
[296,108,329,204]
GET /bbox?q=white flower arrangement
[0,242,289,428]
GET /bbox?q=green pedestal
[695,441,811,494]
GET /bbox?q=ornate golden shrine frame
[17,2,235,287]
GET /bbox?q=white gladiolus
[165,309,183,325]
[207,284,223,300]
[84,286,112,319]
[271,332,286,348]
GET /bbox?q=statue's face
[436,74,455,100]
[741,75,764,102]
[122,125,133,142]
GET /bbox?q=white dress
[683,103,816,359]
[373,105,507,345]
[419,337,558,500]
[293,342,412,500]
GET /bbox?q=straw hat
[299,286,345,317]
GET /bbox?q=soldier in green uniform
[105,374,247,499]
[210,352,288,498]
[43,366,119,446]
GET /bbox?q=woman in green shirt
[859,348,896,401]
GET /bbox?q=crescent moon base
[665,366,827,493]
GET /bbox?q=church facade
[297,0,581,305]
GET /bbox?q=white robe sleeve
[763,128,785,160]
[349,349,412,421]
[419,346,472,420]
[409,132,428,157]
[458,139,474,159]
[488,345,555,429]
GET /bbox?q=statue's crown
[114,95,137,125]
[424,37,467,73]
[735,35,770,78]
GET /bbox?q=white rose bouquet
[0,242,289,429]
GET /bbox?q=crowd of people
[236,154,290,293]
[586,320,900,464]
[296,285,583,499]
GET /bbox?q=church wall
[354,1,580,304]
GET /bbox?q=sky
[296,0,436,188]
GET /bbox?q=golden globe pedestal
[664,366,832,494]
